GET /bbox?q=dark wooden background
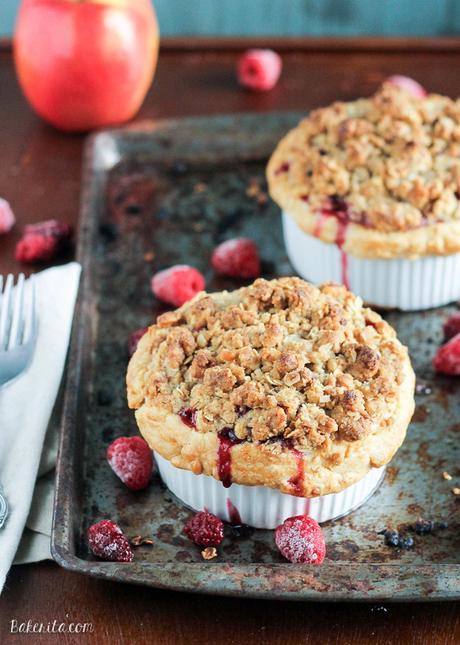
[0,38,459,644]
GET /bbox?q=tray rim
[51,113,460,602]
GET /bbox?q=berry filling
[321,195,349,220]
[274,161,290,175]
[235,405,250,417]
[365,319,379,329]
[179,407,197,428]
[127,327,148,357]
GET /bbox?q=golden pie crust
[127,278,415,497]
[267,83,460,259]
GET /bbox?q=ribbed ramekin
[282,211,460,311]
[155,452,386,529]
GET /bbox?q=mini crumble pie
[127,278,415,497]
[267,83,460,259]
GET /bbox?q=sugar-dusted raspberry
[16,235,56,263]
[211,238,261,279]
[0,198,16,234]
[275,515,326,564]
[184,511,224,547]
[385,75,427,98]
[15,219,73,263]
[87,520,134,562]
[107,436,153,491]
[237,49,282,92]
[151,265,205,307]
[443,312,460,342]
[433,333,460,376]
[128,327,149,357]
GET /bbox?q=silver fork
[0,273,38,528]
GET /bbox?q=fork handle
[0,485,8,529]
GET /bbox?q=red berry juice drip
[288,447,305,497]
[226,499,242,524]
[270,437,306,497]
[217,428,241,488]
[314,195,350,290]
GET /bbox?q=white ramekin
[282,211,460,311]
[155,452,386,529]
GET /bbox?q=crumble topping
[129,278,408,453]
[268,83,460,233]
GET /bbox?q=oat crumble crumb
[268,83,460,233]
[130,278,408,451]
[201,547,218,560]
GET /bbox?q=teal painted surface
[2,0,460,38]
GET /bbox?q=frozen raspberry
[0,198,15,234]
[211,238,261,279]
[87,520,133,562]
[151,265,205,307]
[443,312,460,342]
[275,515,326,564]
[237,49,282,92]
[15,219,73,263]
[184,511,224,547]
[433,333,460,376]
[107,436,153,491]
[16,235,56,262]
[385,75,427,98]
[128,327,148,357]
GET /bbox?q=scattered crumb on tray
[201,547,218,560]
[130,535,154,547]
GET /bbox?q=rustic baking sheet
[52,114,459,601]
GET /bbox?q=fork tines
[0,273,36,352]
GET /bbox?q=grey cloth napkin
[13,400,60,564]
[0,262,81,593]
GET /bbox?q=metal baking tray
[52,113,460,601]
